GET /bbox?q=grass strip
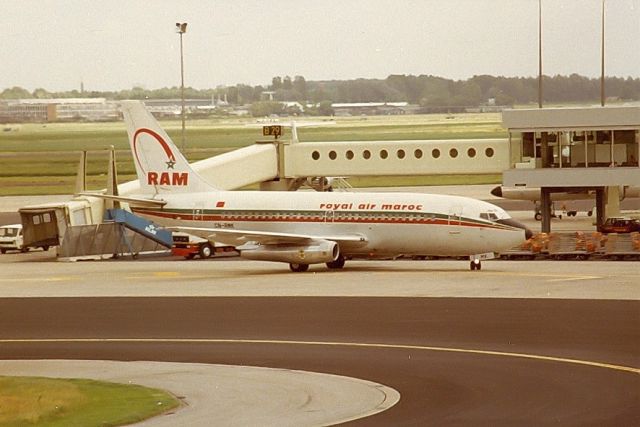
[0,376,179,427]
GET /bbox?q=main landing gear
[470,259,482,271]
[289,254,347,272]
[289,263,309,272]
[326,254,346,269]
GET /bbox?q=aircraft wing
[171,226,368,247]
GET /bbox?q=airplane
[490,185,640,220]
[92,101,531,272]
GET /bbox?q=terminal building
[502,106,640,232]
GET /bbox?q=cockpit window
[480,212,499,221]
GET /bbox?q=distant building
[330,102,411,116]
[143,99,217,117]
[0,98,119,123]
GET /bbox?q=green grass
[0,376,179,427]
[0,113,507,195]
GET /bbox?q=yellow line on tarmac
[485,271,603,281]
[546,276,601,283]
[0,276,79,283]
[1,338,638,375]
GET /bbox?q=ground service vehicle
[598,217,640,234]
[171,233,214,259]
[0,224,51,253]
[0,224,26,253]
[171,233,235,259]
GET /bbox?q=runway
[0,257,639,425]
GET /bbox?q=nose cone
[490,186,503,198]
[497,218,533,240]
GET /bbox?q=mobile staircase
[58,209,172,261]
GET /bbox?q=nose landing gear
[469,252,494,271]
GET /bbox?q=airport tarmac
[0,256,639,425]
[0,256,639,300]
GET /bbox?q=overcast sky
[3,0,639,92]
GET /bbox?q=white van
[0,224,25,253]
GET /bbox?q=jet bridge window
[432,148,441,158]
[467,148,476,158]
[363,150,371,159]
[485,147,495,158]
[312,151,320,160]
[397,149,406,159]
[449,148,458,158]
[380,149,388,159]
[414,149,423,159]
[346,150,354,160]
[329,150,337,160]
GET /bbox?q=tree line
[2,74,639,109]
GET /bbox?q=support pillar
[595,188,606,230]
[540,187,551,233]
[604,186,621,219]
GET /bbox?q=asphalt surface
[1,297,638,426]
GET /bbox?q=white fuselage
[132,190,526,257]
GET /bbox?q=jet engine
[306,177,334,192]
[240,240,339,264]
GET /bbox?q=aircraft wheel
[289,263,309,272]
[534,212,542,221]
[199,243,213,258]
[0,249,5,254]
[42,245,49,251]
[470,260,481,271]
[326,254,346,269]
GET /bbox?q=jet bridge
[118,137,509,195]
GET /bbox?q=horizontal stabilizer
[77,192,167,207]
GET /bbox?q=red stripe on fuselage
[131,208,508,230]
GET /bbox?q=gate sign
[263,125,283,137]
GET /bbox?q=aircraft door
[192,202,204,222]
[448,206,462,235]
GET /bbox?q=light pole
[600,0,605,107]
[538,0,543,108]
[176,22,187,152]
